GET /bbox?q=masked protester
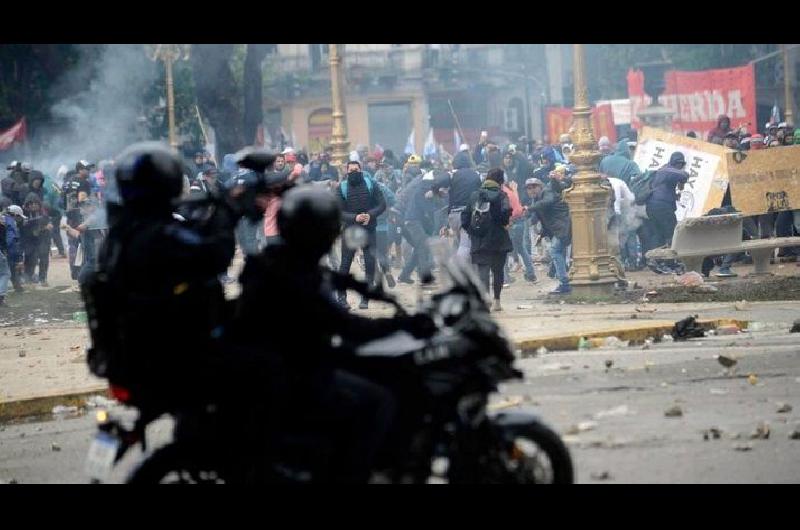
[336,160,387,309]
[1,202,24,295]
[21,193,52,286]
[646,152,689,274]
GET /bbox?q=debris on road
[642,338,654,350]
[516,304,533,310]
[566,421,598,435]
[590,471,612,481]
[18,350,26,357]
[789,429,800,440]
[776,403,793,414]
[791,320,800,333]
[702,427,723,440]
[671,315,705,341]
[733,443,753,452]
[51,405,79,415]
[604,359,614,371]
[85,395,116,409]
[734,300,749,311]
[594,405,632,419]
[677,271,704,287]
[664,405,683,417]
[748,374,759,386]
[716,355,738,368]
[749,422,770,440]
[50,443,61,452]
[536,346,548,356]
[635,304,657,313]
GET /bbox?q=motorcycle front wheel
[126,444,225,484]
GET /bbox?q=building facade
[262,44,564,156]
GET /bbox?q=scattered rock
[734,300,749,311]
[51,405,78,415]
[594,405,631,419]
[750,422,770,440]
[566,421,598,435]
[747,374,758,386]
[733,443,753,452]
[604,359,614,371]
[702,427,723,441]
[535,346,548,356]
[516,304,533,310]
[646,290,658,296]
[590,471,612,481]
[789,430,800,440]
[17,350,26,357]
[790,320,800,333]
[51,443,61,452]
[777,403,793,414]
[664,405,683,418]
[677,271,704,287]
[716,355,738,368]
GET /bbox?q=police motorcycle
[83,157,572,484]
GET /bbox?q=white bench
[646,213,800,275]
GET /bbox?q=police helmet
[112,142,184,209]
[278,186,341,262]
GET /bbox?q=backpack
[339,175,374,200]
[631,170,656,205]
[469,194,492,238]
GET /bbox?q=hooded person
[461,168,513,311]
[452,144,474,170]
[708,115,731,144]
[448,147,482,260]
[20,192,52,285]
[645,151,689,273]
[598,138,642,185]
[532,145,558,185]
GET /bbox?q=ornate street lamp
[146,44,191,150]
[636,60,674,129]
[782,44,794,126]
[561,44,619,296]
[328,44,350,173]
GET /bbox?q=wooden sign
[633,126,730,221]
[726,146,800,216]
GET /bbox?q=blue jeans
[0,251,10,297]
[550,236,570,287]
[236,219,261,256]
[510,220,535,277]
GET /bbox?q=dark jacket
[528,180,572,243]
[504,154,533,205]
[449,156,481,211]
[598,138,641,185]
[647,165,688,210]
[337,172,386,230]
[461,180,513,257]
[402,176,437,233]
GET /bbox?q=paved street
[2,322,798,484]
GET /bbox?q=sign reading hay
[633,127,729,221]
[726,146,800,216]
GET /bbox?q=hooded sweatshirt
[449,153,481,211]
[598,138,642,185]
[460,179,513,256]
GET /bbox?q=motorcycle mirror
[343,225,369,250]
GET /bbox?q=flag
[423,129,436,158]
[404,129,416,155]
[0,118,26,151]
[771,102,781,125]
[453,128,462,152]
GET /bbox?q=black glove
[399,313,437,339]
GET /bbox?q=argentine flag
[423,129,437,158]
[404,129,416,155]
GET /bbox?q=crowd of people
[2,114,798,309]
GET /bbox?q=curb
[0,318,748,422]
[515,318,749,354]
[0,386,109,423]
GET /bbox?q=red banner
[627,64,757,140]
[546,105,617,145]
[0,118,26,151]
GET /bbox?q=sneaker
[549,284,572,295]
[492,299,503,312]
[397,276,414,285]
[385,273,396,289]
[359,299,369,310]
[714,267,738,278]
[39,280,49,287]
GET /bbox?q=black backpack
[469,193,492,237]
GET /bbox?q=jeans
[68,235,80,280]
[375,229,391,278]
[236,218,261,256]
[475,252,506,300]
[51,212,65,255]
[400,220,432,281]
[23,237,50,283]
[510,220,535,277]
[339,228,377,300]
[0,251,10,297]
[550,236,570,287]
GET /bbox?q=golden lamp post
[328,44,351,173]
[782,44,794,125]
[147,44,191,150]
[561,44,620,296]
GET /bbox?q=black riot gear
[278,186,341,263]
[113,142,184,210]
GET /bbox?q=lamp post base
[567,278,617,298]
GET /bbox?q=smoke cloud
[30,44,158,182]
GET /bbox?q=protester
[20,193,52,286]
[598,138,642,185]
[4,204,25,293]
[397,166,436,285]
[707,115,732,144]
[447,149,482,261]
[525,174,572,295]
[462,168,513,310]
[646,151,689,274]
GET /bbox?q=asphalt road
[1,326,799,484]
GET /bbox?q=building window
[368,102,412,156]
